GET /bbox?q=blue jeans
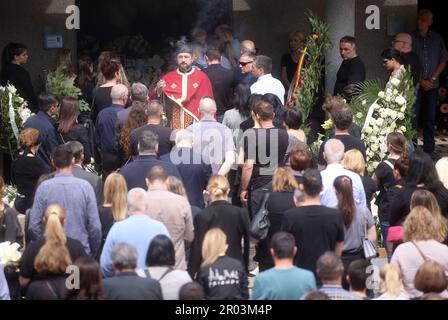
[413,88,439,153]
[380,220,390,248]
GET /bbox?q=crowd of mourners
[1,9,448,300]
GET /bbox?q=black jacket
[188,200,250,278]
[1,63,38,112]
[198,255,249,300]
[103,271,163,300]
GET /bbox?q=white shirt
[250,74,285,105]
[320,163,367,209]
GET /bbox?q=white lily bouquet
[350,66,416,174]
[0,241,21,268]
[0,84,33,153]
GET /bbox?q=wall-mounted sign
[44,34,64,49]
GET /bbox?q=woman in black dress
[11,128,50,214]
[1,42,38,112]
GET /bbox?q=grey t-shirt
[342,205,375,253]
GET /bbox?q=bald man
[392,33,421,87]
[187,97,235,175]
[240,40,256,54]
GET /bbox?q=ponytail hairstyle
[387,132,407,157]
[333,175,356,227]
[201,228,227,267]
[206,175,230,201]
[34,204,72,274]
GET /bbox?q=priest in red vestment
[152,44,213,129]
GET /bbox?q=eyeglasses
[239,61,253,67]
[392,40,407,45]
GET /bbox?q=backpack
[378,184,403,221]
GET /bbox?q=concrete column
[325,0,356,95]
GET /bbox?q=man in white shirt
[250,55,285,105]
[320,139,367,208]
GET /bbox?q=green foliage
[290,10,332,122]
[350,79,385,127]
[47,65,90,112]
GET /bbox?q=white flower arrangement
[0,84,33,153]
[0,242,21,267]
[350,66,416,174]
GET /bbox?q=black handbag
[249,193,271,240]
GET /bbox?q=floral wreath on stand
[349,66,416,175]
[287,11,332,158]
[0,84,33,156]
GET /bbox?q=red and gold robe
[157,68,213,129]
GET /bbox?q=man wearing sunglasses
[236,51,257,86]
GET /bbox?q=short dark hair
[270,232,296,259]
[381,48,404,65]
[146,165,168,183]
[51,144,73,169]
[301,168,322,197]
[138,129,158,154]
[340,36,356,47]
[1,42,27,67]
[38,93,58,112]
[65,141,84,163]
[289,143,311,171]
[317,251,343,282]
[178,281,205,300]
[146,235,175,267]
[254,55,272,74]
[283,108,303,130]
[347,259,370,291]
[253,100,274,121]
[205,47,221,61]
[331,104,353,130]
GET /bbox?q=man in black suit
[66,141,103,205]
[103,242,163,300]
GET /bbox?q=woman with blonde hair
[188,176,250,280]
[20,204,87,299]
[166,176,201,218]
[281,31,305,90]
[197,228,248,300]
[255,167,298,271]
[98,173,128,255]
[342,149,377,211]
[374,264,407,300]
[391,206,448,298]
[410,189,448,243]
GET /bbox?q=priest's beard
[179,63,193,73]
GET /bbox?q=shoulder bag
[249,192,271,241]
[362,207,379,260]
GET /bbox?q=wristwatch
[431,76,437,82]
